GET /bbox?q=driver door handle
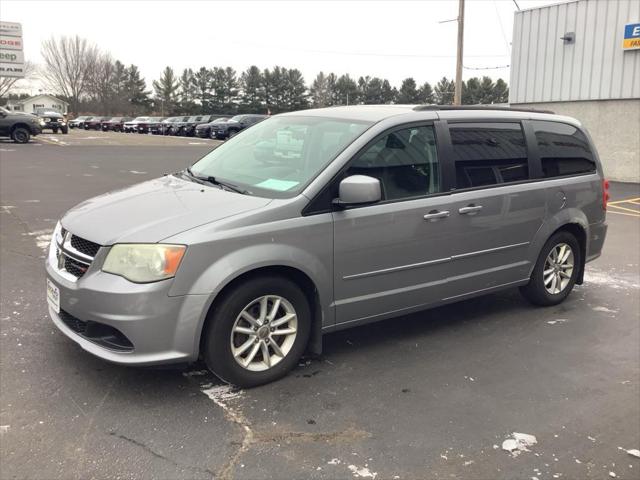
[458,205,483,215]
[423,210,450,221]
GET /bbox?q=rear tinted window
[449,122,528,189]
[531,121,596,178]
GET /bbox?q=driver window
[347,125,439,201]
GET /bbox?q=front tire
[520,231,580,306]
[203,276,311,388]
[12,127,30,144]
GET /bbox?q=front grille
[59,310,134,352]
[71,235,100,257]
[64,256,89,277]
[54,229,101,280]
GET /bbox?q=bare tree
[40,35,99,115]
[0,61,36,98]
[86,53,116,113]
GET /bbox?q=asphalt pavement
[1,130,639,480]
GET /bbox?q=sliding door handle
[423,210,450,221]
[458,205,483,215]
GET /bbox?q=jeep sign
[0,21,24,78]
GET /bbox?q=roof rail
[413,105,555,114]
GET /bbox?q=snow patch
[618,447,640,458]
[502,432,537,457]
[129,170,147,175]
[0,425,9,434]
[592,306,618,314]
[348,464,377,478]
[328,458,341,465]
[547,319,568,325]
[584,269,640,290]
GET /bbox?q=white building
[5,94,69,115]
[510,0,639,183]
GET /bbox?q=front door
[332,124,454,325]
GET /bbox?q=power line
[463,64,510,70]
[512,0,521,10]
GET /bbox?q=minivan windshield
[189,115,372,198]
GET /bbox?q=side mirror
[334,175,381,208]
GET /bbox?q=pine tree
[477,76,496,104]
[462,77,481,105]
[179,68,197,113]
[493,78,509,104]
[212,67,238,112]
[125,64,150,115]
[397,78,421,104]
[192,67,213,112]
[239,65,264,113]
[334,74,358,105]
[418,82,434,104]
[310,72,332,107]
[152,66,180,115]
[434,77,455,105]
[284,68,308,111]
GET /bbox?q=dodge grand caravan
[46,105,608,387]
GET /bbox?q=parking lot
[1,132,639,480]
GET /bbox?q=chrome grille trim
[49,223,101,282]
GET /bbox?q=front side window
[346,126,439,201]
[449,122,528,189]
[190,116,372,198]
[531,121,596,178]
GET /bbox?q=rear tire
[520,231,580,306]
[12,127,30,144]
[52,128,58,134]
[203,276,311,388]
[61,126,68,134]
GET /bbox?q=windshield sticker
[256,179,300,191]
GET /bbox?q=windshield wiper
[183,168,248,194]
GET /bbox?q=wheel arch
[10,122,31,133]
[529,210,588,285]
[197,264,324,360]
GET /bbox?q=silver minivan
[46,106,609,387]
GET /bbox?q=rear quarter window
[449,122,529,189]
[531,121,596,178]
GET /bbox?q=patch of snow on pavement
[328,458,341,465]
[502,432,537,457]
[584,269,640,290]
[0,425,9,434]
[129,170,147,174]
[592,306,618,314]
[547,319,568,325]
[348,464,377,478]
[618,447,640,458]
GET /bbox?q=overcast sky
[3,0,560,92]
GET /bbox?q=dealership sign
[0,21,24,78]
[623,23,640,50]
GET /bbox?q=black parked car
[69,116,92,129]
[135,117,165,134]
[84,116,111,130]
[0,107,42,143]
[101,117,133,132]
[35,108,68,134]
[149,116,188,135]
[194,116,233,138]
[210,114,268,139]
[177,115,216,137]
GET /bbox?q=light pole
[454,0,465,105]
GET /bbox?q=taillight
[602,179,610,210]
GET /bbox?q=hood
[61,175,272,245]
[10,111,38,118]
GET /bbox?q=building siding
[510,0,640,103]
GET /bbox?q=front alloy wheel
[203,276,311,387]
[231,295,298,371]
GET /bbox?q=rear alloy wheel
[12,127,30,144]
[520,231,580,306]
[203,276,311,387]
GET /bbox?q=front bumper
[46,248,209,366]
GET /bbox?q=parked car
[45,105,608,387]
[150,116,190,135]
[101,117,133,132]
[69,116,92,129]
[123,117,151,133]
[84,117,111,130]
[180,115,217,137]
[136,117,165,134]
[0,107,42,143]
[194,116,233,138]
[210,114,267,139]
[35,108,68,134]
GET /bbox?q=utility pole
[454,0,465,105]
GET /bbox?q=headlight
[61,121,66,125]
[39,119,46,126]
[102,244,186,283]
